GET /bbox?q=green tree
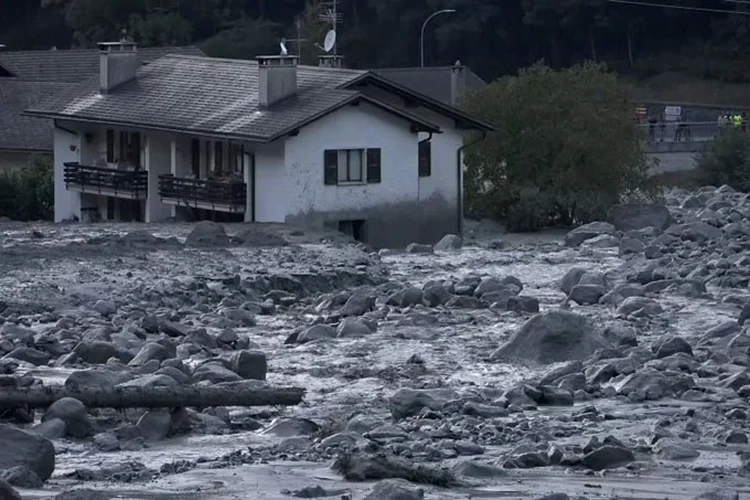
[200,17,280,59]
[462,61,649,231]
[697,128,750,191]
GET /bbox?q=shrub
[462,61,650,232]
[0,157,54,221]
[696,128,750,191]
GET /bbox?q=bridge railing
[635,121,745,143]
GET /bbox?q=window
[338,149,363,183]
[324,148,381,185]
[118,131,141,168]
[418,140,431,177]
[230,144,244,176]
[106,129,115,163]
[214,141,224,174]
[191,139,200,178]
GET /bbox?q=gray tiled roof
[25,55,441,141]
[373,66,487,105]
[0,79,76,152]
[0,46,205,82]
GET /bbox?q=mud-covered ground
[0,191,749,500]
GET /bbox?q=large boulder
[0,424,55,481]
[41,397,93,438]
[185,221,230,247]
[490,311,611,365]
[608,204,674,232]
[564,222,615,247]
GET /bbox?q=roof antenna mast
[318,0,342,56]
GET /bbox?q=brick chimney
[98,41,138,93]
[318,55,344,68]
[257,55,298,108]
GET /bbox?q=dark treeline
[3,0,750,81]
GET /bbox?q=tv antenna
[323,30,336,53]
[283,18,308,58]
[318,0,341,55]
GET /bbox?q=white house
[25,42,493,248]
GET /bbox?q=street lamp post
[420,9,456,67]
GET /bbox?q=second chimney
[318,55,344,69]
[98,41,138,93]
[257,55,298,108]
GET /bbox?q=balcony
[158,174,246,213]
[63,162,147,199]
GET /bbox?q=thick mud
[1,208,749,500]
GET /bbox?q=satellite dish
[323,30,337,53]
[280,38,288,56]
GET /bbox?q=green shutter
[324,150,338,185]
[366,148,381,184]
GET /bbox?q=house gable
[343,72,494,132]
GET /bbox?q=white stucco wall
[254,140,286,222]
[283,102,418,218]
[53,123,83,222]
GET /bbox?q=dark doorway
[119,199,143,222]
[338,219,366,242]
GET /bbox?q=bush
[462,61,651,232]
[696,128,750,191]
[0,157,54,221]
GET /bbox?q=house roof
[0,46,205,82]
[349,71,494,132]
[0,79,76,152]
[373,65,487,106]
[24,55,443,142]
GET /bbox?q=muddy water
[2,222,749,499]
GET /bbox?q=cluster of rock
[0,186,749,499]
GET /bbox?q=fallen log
[0,383,305,410]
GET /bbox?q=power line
[608,0,750,15]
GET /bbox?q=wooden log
[0,383,305,409]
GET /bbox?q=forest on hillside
[3,0,750,83]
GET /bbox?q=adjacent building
[25,43,493,248]
[0,45,204,170]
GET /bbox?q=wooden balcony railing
[63,162,147,199]
[158,174,246,212]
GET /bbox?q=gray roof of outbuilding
[24,55,443,141]
[373,66,487,105]
[0,79,76,152]
[0,46,205,82]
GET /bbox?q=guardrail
[63,162,147,198]
[635,121,740,143]
[158,174,246,212]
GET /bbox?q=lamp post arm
[420,9,455,67]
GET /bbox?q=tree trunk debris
[0,384,305,409]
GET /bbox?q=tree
[462,61,649,231]
[697,128,750,191]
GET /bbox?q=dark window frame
[106,129,115,163]
[418,139,432,177]
[191,138,200,178]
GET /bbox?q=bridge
[637,121,723,174]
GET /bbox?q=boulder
[363,479,424,500]
[41,397,93,438]
[0,479,21,500]
[564,222,615,247]
[608,203,674,231]
[389,388,457,420]
[185,221,230,247]
[582,445,635,470]
[405,243,433,254]
[490,311,611,365]
[434,234,462,251]
[0,424,55,481]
